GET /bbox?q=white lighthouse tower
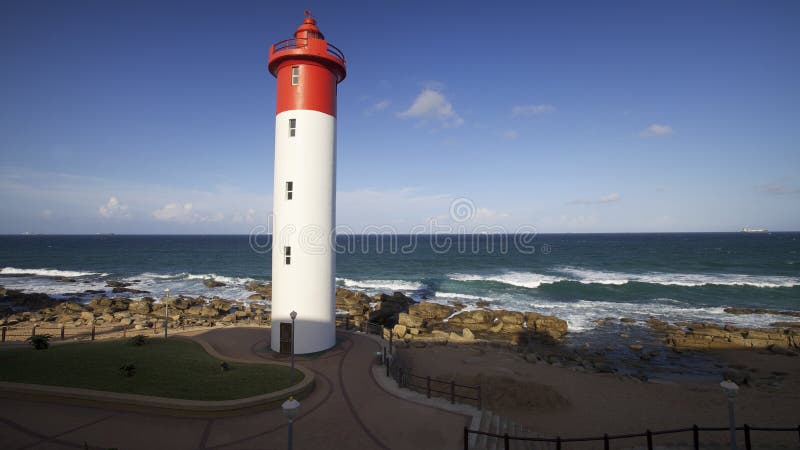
[267,13,346,354]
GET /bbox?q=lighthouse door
[279,322,293,354]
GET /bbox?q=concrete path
[0,327,470,449]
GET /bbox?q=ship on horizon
[741,227,769,233]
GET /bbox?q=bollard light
[282,396,300,450]
[720,379,739,450]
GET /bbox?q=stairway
[469,410,548,450]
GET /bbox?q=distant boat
[741,228,768,233]
[95,233,115,236]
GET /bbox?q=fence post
[744,424,751,450]
[345,316,349,330]
[477,385,482,410]
[503,433,509,450]
[450,380,455,404]
[646,429,653,450]
[31,325,36,337]
[389,330,393,350]
[1,326,5,342]
[427,376,431,398]
[604,433,609,450]
[693,424,699,450]
[556,436,561,450]
[60,325,65,340]
[463,427,469,450]
[91,325,96,341]
[399,368,404,388]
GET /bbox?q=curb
[0,335,314,417]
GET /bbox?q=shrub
[26,334,52,350]
[129,335,148,346]
[119,363,136,377]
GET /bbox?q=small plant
[220,361,230,372]
[26,334,52,350]
[119,363,136,377]
[129,335,148,346]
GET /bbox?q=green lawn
[0,338,303,401]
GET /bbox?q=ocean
[1,233,799,333]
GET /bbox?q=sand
[400,341,800,448]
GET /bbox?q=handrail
[464,424,800,447]
[271,37,346,64]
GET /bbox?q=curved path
[0,327,469,449]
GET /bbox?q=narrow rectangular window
[284,246,291,265]
[286,181,293,200]
[289,118,296,137]
[291,66,299,85]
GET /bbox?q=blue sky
[1,0,798,234]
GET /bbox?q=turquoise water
[1,233,798,332]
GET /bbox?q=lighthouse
[267,13,346,354]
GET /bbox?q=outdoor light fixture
[290,310,297,384]
[164,288,170,339]
[281,396,300,450]
[720,379,740,450]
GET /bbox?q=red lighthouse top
[268,12,346,83]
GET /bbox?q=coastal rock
[448,328,476,344]
[105,281,130,288]
[204,279,226,288]
[112,287,149,294]
[245,281,272,298]
[397,312,424,329]
[448,310,494,330]
[408,302,455,321]
[247,294,265,301]
[128,299,153,315]
[392,324,407,338]
[0,290,58,310]
[210,298,233,312]
[724,307,800,318]
[667,322,797,351]
[526,314,568,339]
[88,297,130,313]
[368,292,415,326]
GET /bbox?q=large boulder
[397,312,424,328]
[128,299,153,315]
[245,281,272,298]
[408,302,455,320]
[210,298,233,312]
[368,292,415,326]
[448,328,476,344]
[525,312,568,339]
[448,309,494,330]
[204,279,226,288]
[496,310,525,333]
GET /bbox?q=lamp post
[290,310,297,384]
[164,288,170,338]
[720,380,739,450]
[282,396,300,450]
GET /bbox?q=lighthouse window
[286,181,293,200]
[291,66,299,85]
[289,118,296,137]
[284,246,291,265]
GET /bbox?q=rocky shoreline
[1,280,799,359]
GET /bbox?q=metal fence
[464,424,800,450]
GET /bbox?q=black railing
[464,424,800,449]
[387,352,481,409]
[271,37,346,63]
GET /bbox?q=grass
[0,338,303,401]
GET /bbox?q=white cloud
[370,99,391,112]
[99,196,130,219]
[502,130,519,140]
[398,88,463,127]
[640,124,674,137]
[570,193,621,205]
[151,202,223,223]
[511,104,555,116]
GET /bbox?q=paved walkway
[0,328,470,449]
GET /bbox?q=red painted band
[274,60,337,117]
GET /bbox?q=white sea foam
[339,278,426,292]
[556,267,800,288]
[0,267,105,277]
[449,272,565,288]
[434,291,488,301]
[185,273,254,285]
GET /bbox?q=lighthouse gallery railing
[271,37,346,64]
